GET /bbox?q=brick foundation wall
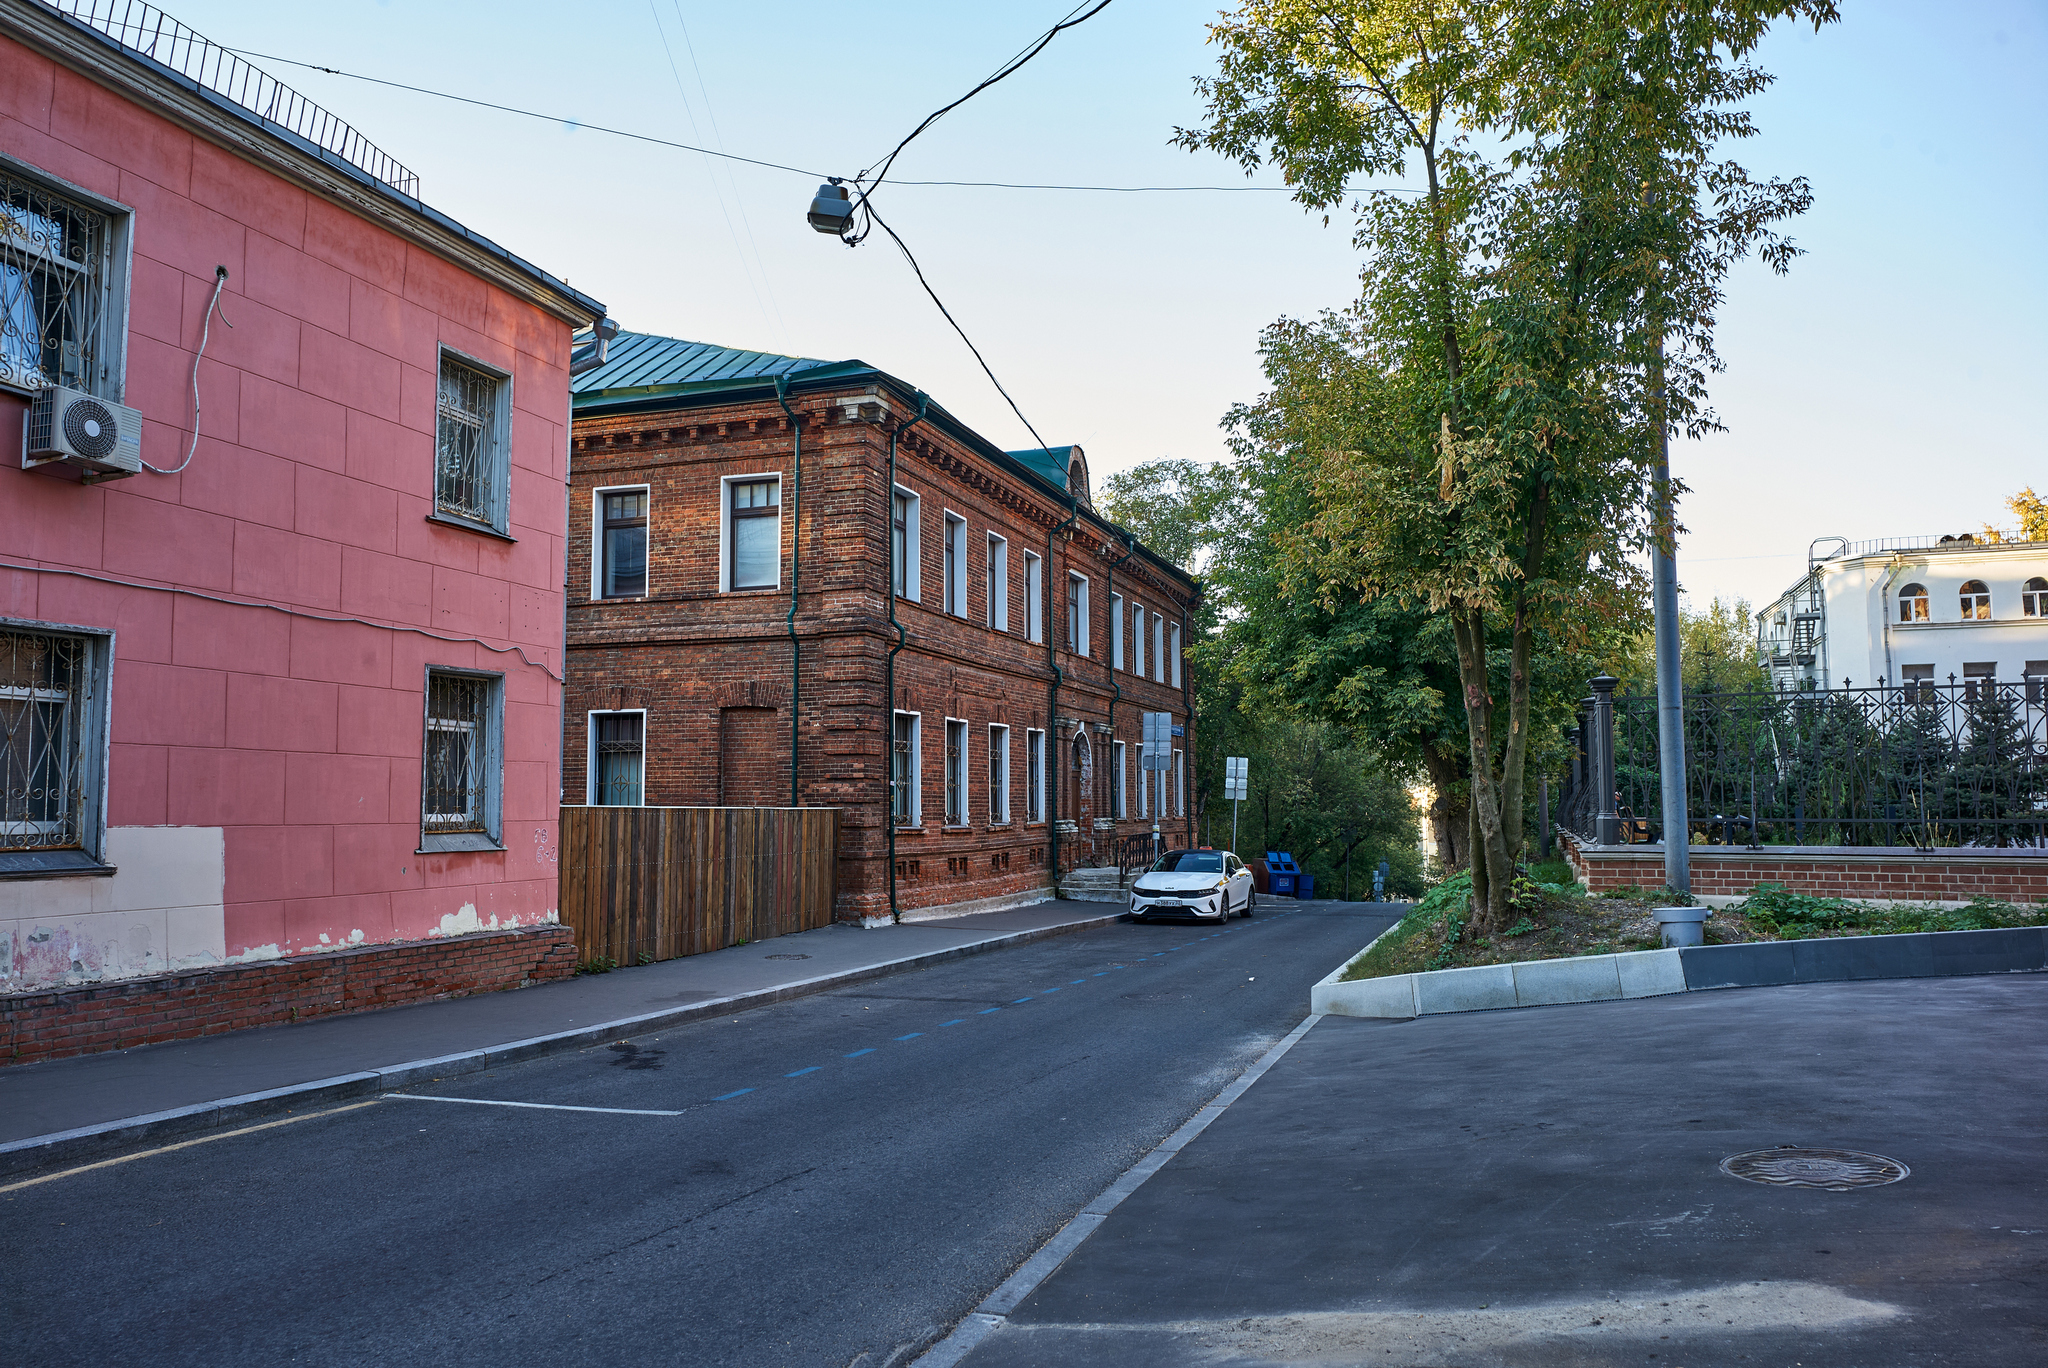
[1559,833,2048,905]
[1,925,576,1068]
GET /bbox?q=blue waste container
[1296,873,1316,900]
[1265,851,1299,897]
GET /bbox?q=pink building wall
[0,28,596,991]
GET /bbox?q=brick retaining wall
[1559,834,2048,904]
[1,925,576,1067]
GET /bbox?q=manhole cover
[764,953,811,960]
[1720,1147,1909,1191]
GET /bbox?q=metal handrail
[45,0,421,196]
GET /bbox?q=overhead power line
[230,46,1423,198]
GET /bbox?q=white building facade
[1757,534,2048,699]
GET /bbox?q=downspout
[776,376,803,809]
[1047,491,1080,890]
[1878,552,1909,687]
[884,394,931,923]
[1181,590,1199,844]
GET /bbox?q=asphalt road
[966,972,2048,1367]
[3,899,1400,1368]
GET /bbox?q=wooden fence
[558,806,841,966]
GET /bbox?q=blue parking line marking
[1070,979,1087,985]
[786,1067,821,1077]
[846,1048,876,1057]
[1012,997,1033,1004]
[939,1018,965,1027]
[978,1007,1001,1014]
[1041,986,1060,993]
[896,1033,923,1041]
[713,1089,754,1101]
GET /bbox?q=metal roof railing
[45,0,420,197]
[1828,531,2031,560]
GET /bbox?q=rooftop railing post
[1591,675,1620,846]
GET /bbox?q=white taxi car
[1129,848,1256,922]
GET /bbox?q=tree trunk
[1422,745,1468,871]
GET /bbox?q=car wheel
[1242,892,1256,917]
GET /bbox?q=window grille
[730,478,780,589]
[593,713,644,806]
[945,720,965,825]
[1897,584,1929,623]
[1026,729,1044,822]
[435,355,501,527]
[601,491,647,598]
[989,725,1009,823]
[1,170,112,395]
[0,630,88,852]
[892,713,915,825]
[423,673,491,833]
[1959,580,1991,621]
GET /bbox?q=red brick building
[566,334,1199,923]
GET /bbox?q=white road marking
[383,1093,684,1116]
[1,1101,383,1193]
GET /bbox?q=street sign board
[1223,755,1248,800]
[1142,711,1173,771]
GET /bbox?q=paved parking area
[963,973,2048,1367]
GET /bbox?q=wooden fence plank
[556,807,840,966]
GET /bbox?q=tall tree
[1178,0,1835,930]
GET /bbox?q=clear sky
[164,0,2047,615]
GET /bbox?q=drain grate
[764,953,811,960]
[1720,1146,1909,1191]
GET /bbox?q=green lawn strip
[1336,875,2045,983]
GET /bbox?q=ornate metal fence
[1558,676,2048,849]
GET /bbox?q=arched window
[1898,583,1928,622]
[1959,580,1991,620]
[2024,577,2048,617]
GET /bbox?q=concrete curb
[0,909,1128,1178]
[1311,923,2048,1020]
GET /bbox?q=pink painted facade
[0,8,603,992]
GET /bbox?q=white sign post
[1142,712,1172,861]
[1224,756,1248,853]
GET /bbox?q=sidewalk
[951,971,2048,1368]
[0,900,1116,1161]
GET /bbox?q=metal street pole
[1651,327,1690,894]
[1231,797,1239,854]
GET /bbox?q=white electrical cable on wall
[144,264,233,475]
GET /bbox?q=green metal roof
[1004,446,1076,491]
[570,331,865,406]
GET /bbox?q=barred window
[1,630,89,852]
[989,724,1010,824]
[1026,728,1044,822]
[892,712,919,825]
[592,712,644,806]
[422,670,502,850]
[435,352,508,532]
[944,719,967,825]
[2,167,120,397]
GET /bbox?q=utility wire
[228,45,1423,197]
[227,47,830,179]
[853,0,1112,213]
[864,201,1049,453]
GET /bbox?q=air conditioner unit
[24,385,142,482]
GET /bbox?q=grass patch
[1334,874,2046,982]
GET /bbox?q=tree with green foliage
[1177,0,1835,931]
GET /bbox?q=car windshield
[1151,850,1222,873]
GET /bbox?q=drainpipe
[776,376,804,809]
[884,394,931,923]
[1181,590,1199,846]
[1878,552,1910,688]
[1047,491,1080,890]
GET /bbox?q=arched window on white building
[2023,577,2047,617]
[1898,583,1929,622]
[1959,580,1991,621]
